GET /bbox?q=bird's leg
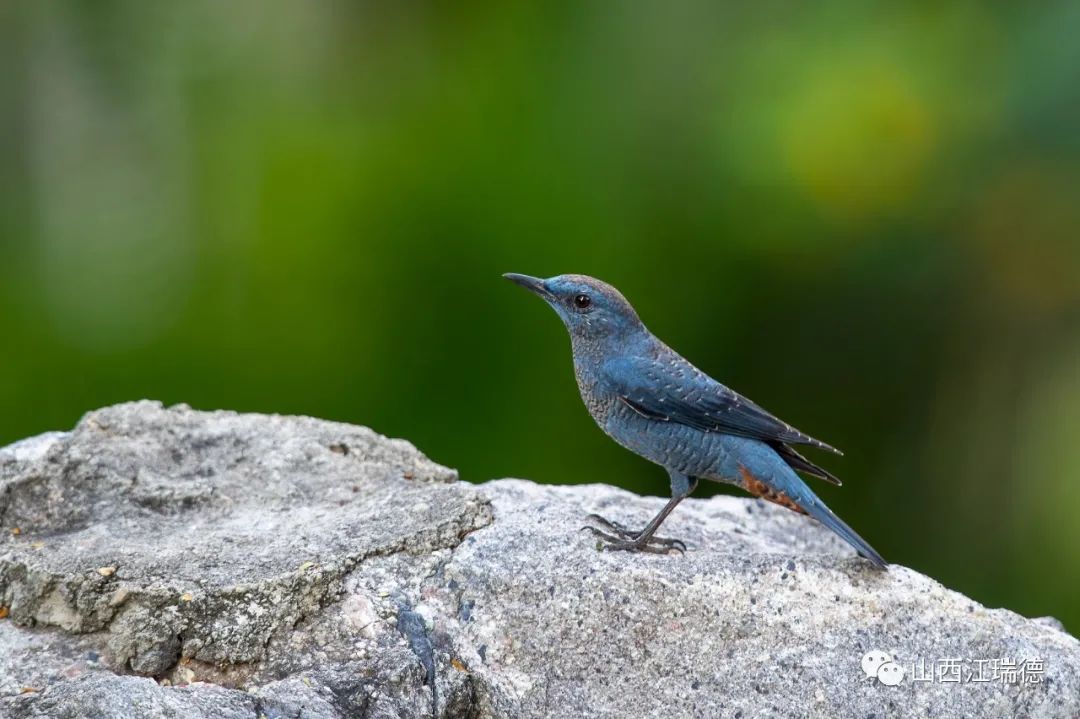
[583,476,697,554]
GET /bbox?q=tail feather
[737,460,886,569]
[798,498,887,568]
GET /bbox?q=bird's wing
[767,441,841,485]
[604,355,842,456]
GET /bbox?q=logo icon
[862,650,905,686]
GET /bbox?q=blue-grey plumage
[504,272,886,568]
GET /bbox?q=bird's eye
[573,293,591,309]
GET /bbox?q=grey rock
[1,402,1077,718]
[440,481,1080,719]
[3,673,257,719]
[0,401,486,679]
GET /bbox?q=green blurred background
[2,2,1079,631]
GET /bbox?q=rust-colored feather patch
[738,466,807,515]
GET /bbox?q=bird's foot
[581,514,687,554]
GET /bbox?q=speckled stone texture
[1,402,1077,718]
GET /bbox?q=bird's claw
[580,516,688,554]
[584,513,632,534]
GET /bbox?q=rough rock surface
[1,402,1077,719]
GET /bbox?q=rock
[0,402,481,675]
[1,401,1077,718]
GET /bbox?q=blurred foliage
[2,1,1079,631]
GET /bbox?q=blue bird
[504,273,886,568]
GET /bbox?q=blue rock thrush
[503,272,886,568]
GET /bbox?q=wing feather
[607,355,842,456]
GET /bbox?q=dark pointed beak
[503,273,552,299]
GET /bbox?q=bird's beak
[503,273,553,300]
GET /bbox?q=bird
[503,272,886,568]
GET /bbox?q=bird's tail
[737,459,887,569]
[798,496,887,569]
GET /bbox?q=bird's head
[503,273,643,345]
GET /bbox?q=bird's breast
[573,363,618,426]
